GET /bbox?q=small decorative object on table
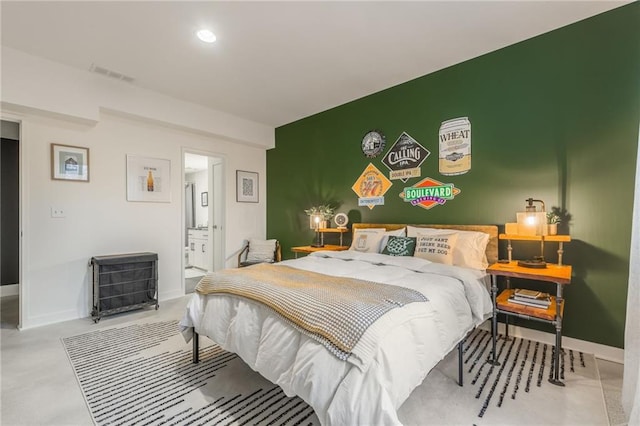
[304,204,335,230]
[334,212,349,229]
[546,211,560,236]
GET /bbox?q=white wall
[12,110,266,328]
[1,46,272,329]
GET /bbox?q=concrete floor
[1,294,192,425]
[0,294,628,426]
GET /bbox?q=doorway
[1,120,20,328]
[183,151,225,294]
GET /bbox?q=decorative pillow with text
[414,233,458,265]
[407,226,490,269]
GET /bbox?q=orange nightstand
[487,261,572,386]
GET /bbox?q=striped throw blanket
[195,263,428,360]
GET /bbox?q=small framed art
[201,192,208,207]
[51,143,89,182]
[236,170,258,203]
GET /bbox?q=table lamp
[516,198,548,237]
[516,197,547,267]
[310,214,324,248]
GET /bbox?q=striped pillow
[246,239,277,262]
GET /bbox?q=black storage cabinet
[91,252,158,322]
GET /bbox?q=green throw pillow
[381,236,416,257]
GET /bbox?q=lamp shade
[516,211,548,236]
[309,214,323,230]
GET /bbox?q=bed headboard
[352,223,499,265]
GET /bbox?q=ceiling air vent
[89,63,135,83]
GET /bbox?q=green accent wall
[268,4,640,348]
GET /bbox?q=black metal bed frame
[192,330,469,387]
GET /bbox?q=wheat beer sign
[439,117,471,176]
[400,177,461,210]
[352,163,392,210]
[382,132,430,183]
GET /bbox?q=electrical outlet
[50,206,65,218]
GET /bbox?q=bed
[180,223,498,425]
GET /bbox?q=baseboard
[0,284,19,297]
[159,290,185,301]
[19,308,81,330]
[479,322,624,364]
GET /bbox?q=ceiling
[1,1,628,128]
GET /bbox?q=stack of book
[509,288,551,309]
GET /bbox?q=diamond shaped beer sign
[352,163,392,210]
[382,132,430,183]
[400,176,461,210]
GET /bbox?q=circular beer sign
[361,130,386,158]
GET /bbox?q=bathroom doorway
[183,151,225,293]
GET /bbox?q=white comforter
[180,251,492,425]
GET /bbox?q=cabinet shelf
[188,229,209,270]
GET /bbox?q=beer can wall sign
[439,117,471,176]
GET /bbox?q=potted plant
[546,211,561,235]
[304,204,335,229]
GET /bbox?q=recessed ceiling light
[197,29,217,43]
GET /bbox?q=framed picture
[236,170,258,203]
[201,192,208,207]
[51,143,89,182]
[126,155,171,202]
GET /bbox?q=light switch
[51,206,65,218]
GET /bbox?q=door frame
[209,158,225,271]
[1,113,26,329]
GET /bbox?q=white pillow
[414,233,458,265]
[407,226,490,270]
[349,228,386,253]
[378,227,407,253]
[246,239,277,262]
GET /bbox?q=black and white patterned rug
[63,320,318,426]
[63,321,606,426]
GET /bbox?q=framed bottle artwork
[126,155,171,202]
